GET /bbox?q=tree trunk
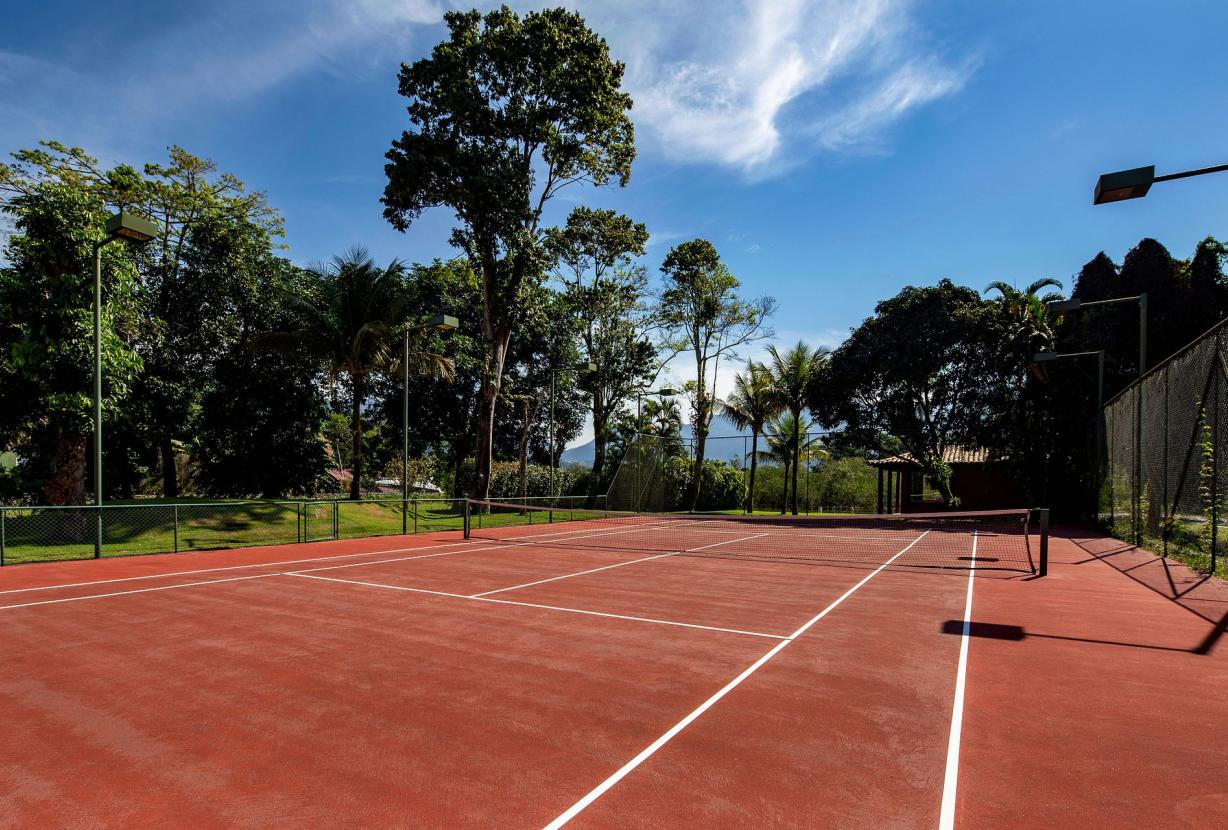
[747,432,759,514]
[44,428,87,505]
[349,373,364,500]
[161,437,179,499]
[686,424,707,512]
[790,415,801,515]
[588,393,607,508]
[780,456,791,514]
[469,325,512,499]
[518,398,530,500]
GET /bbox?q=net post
[1037,508,1049,577]
[173,505,179,553]
[463,499,471,539]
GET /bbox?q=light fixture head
[1033,352,1057,363]
[104,210,158,243]
[1045,299,1082,314]
[428,313,459,332]
[1093,165,1155,205]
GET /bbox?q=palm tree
[984,278,1064,375]
[260,247,453,499]
[642,397,684,456]
[758,413,800,514]
[765,341,829,515]
[719,361,784,513]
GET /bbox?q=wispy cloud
[2,1,970,177]
[0,0,442,154]
[609,0,975,175]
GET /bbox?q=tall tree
[659,239,774,511]
[765,342,828,515]
[1,142,283,498]
[811,280,998,506]
[547,207,654,496]
[719,362,784,513]
[0,162,144,504]
[1184,237,1227,337]
[382,6,635,499]
[260,248,452,499]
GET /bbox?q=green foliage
[382,5,636,498]
[258,248,452,499]
[0,170,145,503]
[812,279,999,506]
[659,238,774,510]
[547,207,655,488]
[662,457,747,512]
[455,460,586,499]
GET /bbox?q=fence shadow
[1066,530,1228,655]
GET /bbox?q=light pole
[549,362,596,497]
[1035,350,1106,523]
[402,314,458,532]
[93,211,157,557]
[1094,161,1228,204]
[1046,294,1147,378]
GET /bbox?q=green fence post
[173,505,179,553]
[333,501,339,540]
[95,506,102,558]
[412,498,418,534]
[402,497,408,535]
[1,507,6,566]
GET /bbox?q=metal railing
[0,498,469,567]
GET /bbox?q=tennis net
[464,500,1045,574]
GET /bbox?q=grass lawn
[0,498,469,566]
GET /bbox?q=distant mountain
[559,415,753,468]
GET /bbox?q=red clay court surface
[1,517,1226,828]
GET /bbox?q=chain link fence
[1103,318,1228,575]
[606,432,877,514]
[0,498,468,566]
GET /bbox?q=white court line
[541,529,934,830]
[0,539,473,596]
[0,515,683,598]
[0,573,282,610]
[938,531,978,830]
[285,572,786,640]
[469,533,770,598]
[0,518,699,610]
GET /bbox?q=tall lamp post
[93,211,158,557]
[1034,350,1106,524]
[1047,294,1148,540]
[549,362,596,497]
[402,314,458,533]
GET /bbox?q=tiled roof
[868,446,992,467]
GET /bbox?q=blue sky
[4,1,1228,443]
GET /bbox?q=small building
[868,447,1025,513]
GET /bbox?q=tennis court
[1,506,1224,828]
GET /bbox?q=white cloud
[2,1,969,176]
[607,0,975,174]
